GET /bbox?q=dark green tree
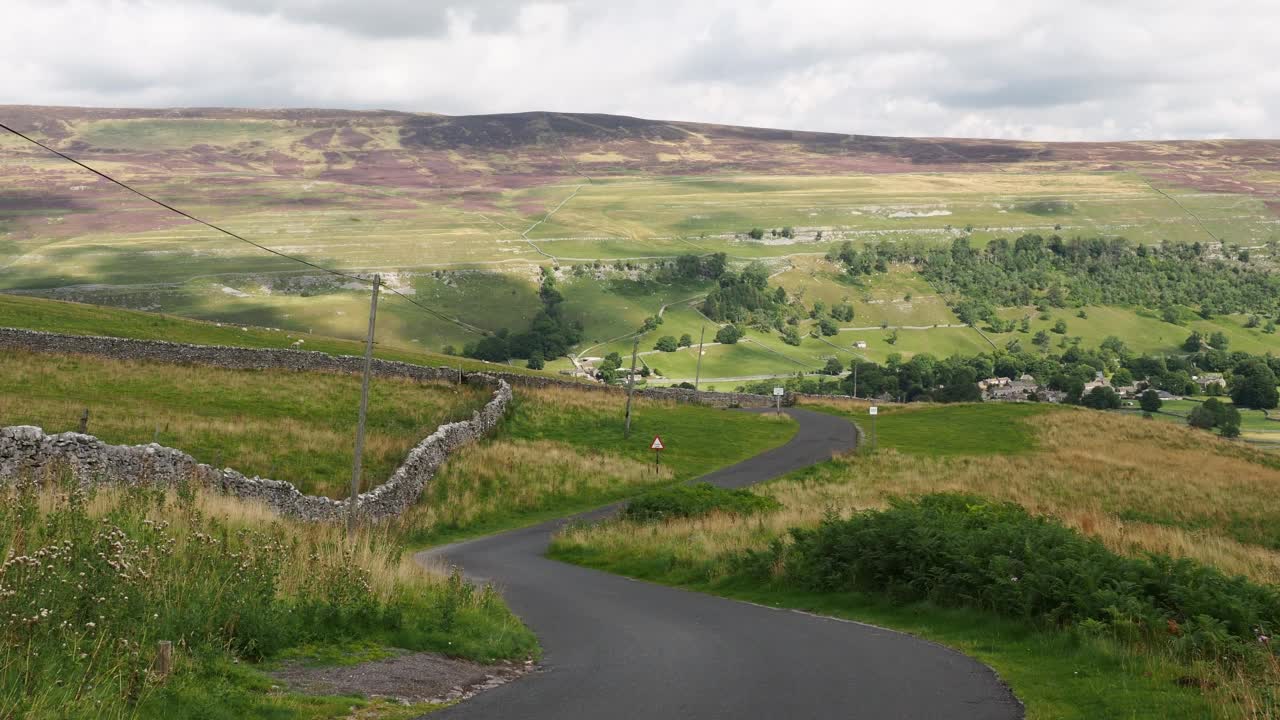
[1230,360,1279,409]
[1138,388,1162,413]
[715,324,744,345]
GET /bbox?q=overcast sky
[3,0,1277,140]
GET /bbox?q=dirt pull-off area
[271,650,535,706]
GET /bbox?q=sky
[3,0,1278,140]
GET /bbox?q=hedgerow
[745,494,1279,667]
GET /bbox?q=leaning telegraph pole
[623,336,640,438]
[349,274,381,536]
[693,325,706,391]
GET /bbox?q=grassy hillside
[552,403,1280,718]
[0,293,560,377]
[994,304,1278,356]
[3,106,1278,386]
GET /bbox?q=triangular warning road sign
[650,436,664,450]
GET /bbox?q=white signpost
[773,387,784,416]
[868,406,878,450]
[650,435,664,473]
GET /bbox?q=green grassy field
[1122,398,1280,452]
[995,304,1278,356]
[0,348,490,497]
[808,401,1058,455]
[514,172,1270,249]
[560,274,713,350]
[774,260,960,328]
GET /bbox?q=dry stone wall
[0,327,788,407]
[0,327,789,519]
[0,377,511,522]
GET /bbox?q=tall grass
[397,439,673,545]
[0,350,489,497]
[0,477,536,719]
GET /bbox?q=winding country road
[416,408,1023,719]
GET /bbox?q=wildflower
[85,622,96,628]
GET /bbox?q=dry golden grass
[558,410,1280,584]
[514,385,676,414]
[399,438,672,540]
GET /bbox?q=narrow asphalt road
[416,408,1023,719]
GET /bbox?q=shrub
[654,336,678,352]
[749,494,1280,664]
[624,483,780,522]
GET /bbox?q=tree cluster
[463,269,583,363]
[921,234,1280,319]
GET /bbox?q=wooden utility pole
[624,336,639,438]
[349,274,381,535]
[693,325,706,390]
[852,362,858,399]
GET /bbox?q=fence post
[77,408,89,434]
[154,640,173,678]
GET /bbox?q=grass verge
[0,480,536,720]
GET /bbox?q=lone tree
[1081,386,1121,410]
[654,335,678,352]
[1138,388,1163,414]
[715,324,744,345]
[822,357,844,375]
[678,333,693,348]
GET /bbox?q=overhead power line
[0,121,484,336]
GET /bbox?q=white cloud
[1,0,1276,140]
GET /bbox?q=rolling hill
[2,106,1278,383]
